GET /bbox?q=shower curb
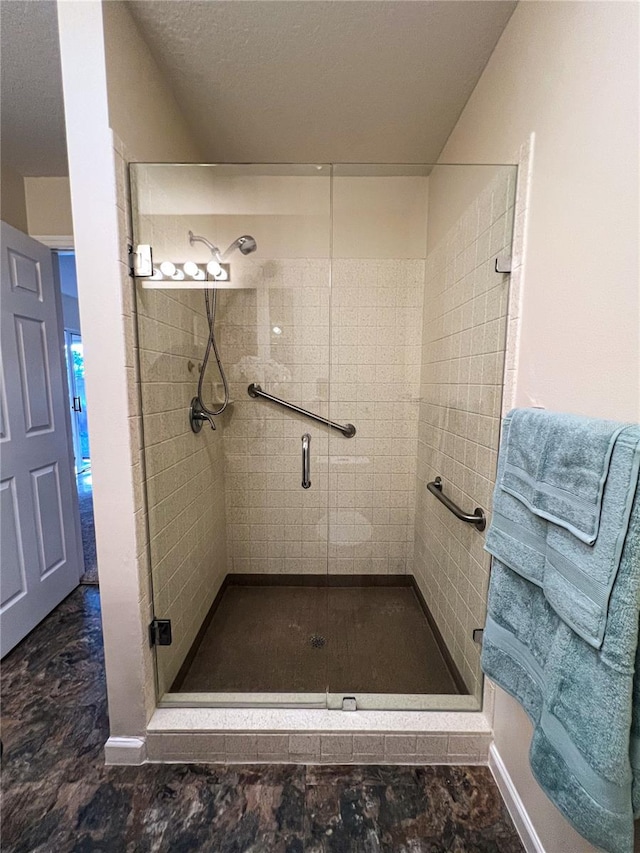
[137,709,493,765]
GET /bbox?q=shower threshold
[162,575,474,711]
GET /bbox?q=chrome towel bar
[247,383,356,438]
[427,476,486,531]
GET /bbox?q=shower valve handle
[189,397,216,433]
[200,411,216,430]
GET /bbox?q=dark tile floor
[77,469,98,585]
[0,587,524,852]
[176,584,459,695]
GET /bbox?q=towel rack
[247,383,356,438]
[427,476,486,531]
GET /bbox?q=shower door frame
[130,162,334,710]
[130,161,518,714]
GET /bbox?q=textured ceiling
[127,0,517,164]
[0,0,516,176]
[0,1,68,176]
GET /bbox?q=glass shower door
[326,163,517,711]
[130,163,332,706]
[131,161,517,711]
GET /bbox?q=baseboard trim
[104,736,147,766]
[489,743,545,853]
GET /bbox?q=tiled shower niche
[129,163,516,707]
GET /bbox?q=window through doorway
[56,251,98,586]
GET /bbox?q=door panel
[8,249,43,298]
[0,222,82,657]
[15,315,54,433]
[31,463,66,576]
[0,368,8,441]
[0,478,26,606]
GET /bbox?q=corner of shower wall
[412,166,516,702]
[137,281,229,695]
[111,131,158,722]
[114,140,230,710]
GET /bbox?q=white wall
[58,0,203,741]
[59,0,148,740]
[62,294,81,333]
[57,253,81,333]
[437,3,639,850]
[102,2,201,163]
[1,164,28,232]
[24,177,73,239]
[440,0,639,423]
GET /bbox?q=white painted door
[1,222,82,657]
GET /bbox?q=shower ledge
[147,707,492,735]
[121,707,495,767]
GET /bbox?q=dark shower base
[171,575,467,696]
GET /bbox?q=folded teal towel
[486,412,640,648]
[501,408,626,544]
[482,414,640,853]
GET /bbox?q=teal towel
[501,408,626,544]
[486,412,640,648]
[482,415,640,853]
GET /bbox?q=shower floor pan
[170,575,467,701]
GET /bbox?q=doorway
[55,252,98,585]
[64,331,90,473]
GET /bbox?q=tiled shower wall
[219,257,424,575]
[327,259,424,574]
[127,165,516,702]
[136,286,228,693]
[219,259,331,575]
[413,169,515,698]
[129,174,229,694]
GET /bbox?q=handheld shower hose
[188,231,257,430]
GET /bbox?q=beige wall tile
[384,735,417,758]
[413,169,515,703]
[321,735,354,756]
[353,734,385,757]
[289,734,321,759]
[221,258,424,577]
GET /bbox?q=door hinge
[494,254,512,274]
[149,618,172,646]
[473,628,484,646]
[129,243,153,277]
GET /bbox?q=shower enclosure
[130,162,516,712]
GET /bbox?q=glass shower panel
[130,164,331,705]
[327,164,517,711]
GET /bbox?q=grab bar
[302,433,311,489]
[427,476,486,531]
[247,383,356,438]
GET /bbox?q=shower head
[188,231,257,262]
[221,235,257,259]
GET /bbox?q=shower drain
[309,634,326,649]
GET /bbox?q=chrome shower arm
[188,230,222,260]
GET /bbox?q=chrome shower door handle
[301,433,311,489]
